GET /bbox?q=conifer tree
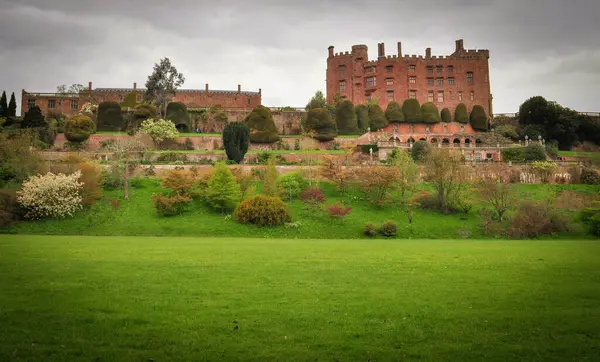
[205,162,242,213]
[7,92,17,117]
[0,91,7,117]
[262,156,279,197]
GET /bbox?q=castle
[326,39,492,117]
[21,82,262,117]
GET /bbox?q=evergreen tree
[305,108,338,141]
[0,91,7,117]
[469,105,488,131]
[305,90,327,111]
[454,103,469,124]
[245,105,279,143]
[205,162,242,213]
[355,104,370,131]
[385,101,405,123]
[419,102,441,124]
[22,106,46,128]
[368,104,388,130]
[335,100,358,134]
[262,157,279,197]
[144,57,185,117]
[7,93,17,117]
[441,108,452,122]
[402,99,421,123]
[223,122,250,164]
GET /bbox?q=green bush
[378,220,398,237]
[545,145,559,159]
[97,102,124,131]
[245,105,279,143]
[276,172,306,201]
[581,168,600,185]
[411,140,428,162]
[402,99,421,123]
[419,102,441,124]
[520,124,544,140]
[363,222,378,237]
[223,122,250,164]
[502,148,525,163]
[355,104,370,131]
[156,152,188,162]
[234,195,291,227]
[0,189,20,227]
[152,194,192,216]
[523,144,546,162]
[441,108,452,122]
[205,162,241,212]
[454,103,468,124]
[306,108,337,141]
[368,104,388,130]
[579,202,600,236]
[495,124,518,140]
[121,92,138,108]
[126,104,158,134]
[166,102,191,132]
[335,100,358,134]
[64,115,96,143]
[470,105,488,131]
[385,101,405,123]
[509,201,571,238]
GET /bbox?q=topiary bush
[121,92,138,108]
[581,168,600,185]
[385,101,405,123]
[470,105,488,131]
[502,148,525,163]
[97,102,124,131]
[335,100,359,134]
[305,108,338,141]
[523,144,546,162]
[441,108,452,122]
[378,220,398,237]
[223,122,250,164]
[368,104,388,130]
[166,102,191,132]
[245,105,279,143]
[16,171,83,219]
[411,140,429,162]
[402,99,421,123]
[454,103,468,124]
[64,115,96,143]
[234,194,292,227]
[419,102,441,124]
[355,104,370,131]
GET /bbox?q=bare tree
[476,177,516,221]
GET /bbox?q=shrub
[152,194,192,216]
[424,149,468,212]
[454,103,469,124]
[230,168,255,199]
[155,152,188,163]
[140,118,179,144]
[363,223,378,237]
[419,102,441,124]
[17,171,83,219]
[531,161,557,183]
[120,92,138,108]
[324,202,352,219]
[245,105,279,143]
[378,220,398,237]
[441,108,452,122]
[495,124,519,140]
[581,168,600,185]
[320,156,353,194]
[523,144,546,162]
[0,189,20,227]
[402,99,421,123]
[335,100,359,134]
[161,169,196,196]
[579,202,600,237]
[78,162,104,207]
[205,162,242,212]
[223,122,250,164]
[300,186,326,212]
[276,172,305,201]
[0,132,43,186]
[368,104,388,130]
[385,101,405,123]
[97,102,124,131]
[502,148,525,163]
[262,157,279,196]
[21,105,46,128]
[355,104,370,131]
[469,105,488,131]
[127,104,158,134]
[166,102,191,131]
[64,114,96,143]
[411,140,428,162]
[508,201,571,238]
[306,108,338,141]
[356,166,401,208]
[234,195,291,227]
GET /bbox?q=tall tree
[305,91,327,111]
[223,122,250,164]
[368,104,388,130]
[335,100,358,134]
[7,92,17,117]
[144,58,185,118]
[0,91,7,117]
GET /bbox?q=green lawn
[151,149,346,154]
[558,151,600,157]
[1,235,599,361]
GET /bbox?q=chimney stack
[133,82,137,91]
[238,84,241,93]
[259,88,262,96]
[455,39,464,52]
[426,48,431,58]
[328,46,334,57]
[88,81,92,91]
[397,41,402,57]
[205,83,209,92]
[377,42,385,58]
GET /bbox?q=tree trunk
[124,152,129,200]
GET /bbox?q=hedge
[385,101,405,123]
[306,108,338,141]
[97,102,124,131]
[419,102,441,124]
[245,105,279,143]
[402,99,421,123]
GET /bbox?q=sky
[1,0,599,114]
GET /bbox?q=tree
[470,105,488,131]
[356,166,401,208]
[103,133,151,200]
[245,105,279,143]
[441,108,452,123]
[476,176,515,221]
[495,124,518,140]
[126,104,158,134]
[139,118,179,145]
[321,156,353,194]
[385,101,405,123]
[402,99,421,123]
[531,161,558,184]
[419,102,441,124]
[368,104,388,130]
[355,104,370,131]
[454,103,469,124]
[121,92,138,108]
[306,90,327,111]
[389,149,419,222]
[205,162,241,213]
[523,144,546,162]
[424,148,468,212]
[411,140,428,162]
[262,157,279,197]
[305,108,337,141]
[166,102,191,131]
[519,96,557,126]
[64,115,96,143]
[0,91,7,117]
[22,106,46,129]
[223,122,250,164]
[7,93,17,117]
[144,57,185,118]
[97,102,124,131]
[335,100,358,134]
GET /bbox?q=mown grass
[151,149,346,155]
[1,235,599,361]
[94,132,361,139]
[558,151,600,157]
[5,179,598,239]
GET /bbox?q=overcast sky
[1,0,599,113]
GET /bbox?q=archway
[465,138,472,148]
[442,138,450,147]
[419,138,426,142]
[453,138,461,147]
[407,137,415,144]
[476,139,482,147]
[176,123,189,132]
[430,138,438,144]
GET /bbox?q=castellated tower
[326,39,492,117]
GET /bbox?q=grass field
[1,235,599,361]
[151,149,347,155]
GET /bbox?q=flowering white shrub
[79,102,98,115]
[17,171,84,219]
[140,118,179,144]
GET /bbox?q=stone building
[20,82,262,117]
[326,39,492,117]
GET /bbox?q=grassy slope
[5,180,599,239]
[1,235,599,361]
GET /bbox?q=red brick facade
[326,39,492,117]
[21,82,262,117]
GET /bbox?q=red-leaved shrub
[324,202,352,219]
[300,187,326,212]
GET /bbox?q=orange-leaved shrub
[234,195,291,227]
[508,201,571,238]
[152,194,192,216]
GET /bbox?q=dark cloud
[1,0,599,113]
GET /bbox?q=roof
[93,88,260,96]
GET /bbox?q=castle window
[409,65,416,72]
[48,99,56,109]
[427,78,434,85]
[409,90,417,99]
[247,97,251,105]
[428,91,434,102]
[409,76,416,84]
[366,66,376,73]
[438,91,444,103]
[458,91,463,101]
[427,66,433,74]
[437,66,443,74]
[467,72,474,84]
[339,80,346,93]
[366,95,371,102]
[387,91,394,102]
[386,78,394,86]
[385,65,393,72]
[119,95,124,102]
[136,94,143,102]
[470,91,475,101]
[366,76,376,87]
[448,78,455,85]
[339,65,346,77]
[71,100,79,110]
[27,99,36,109]
[448,66,454,73]
[437,78,443,85]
